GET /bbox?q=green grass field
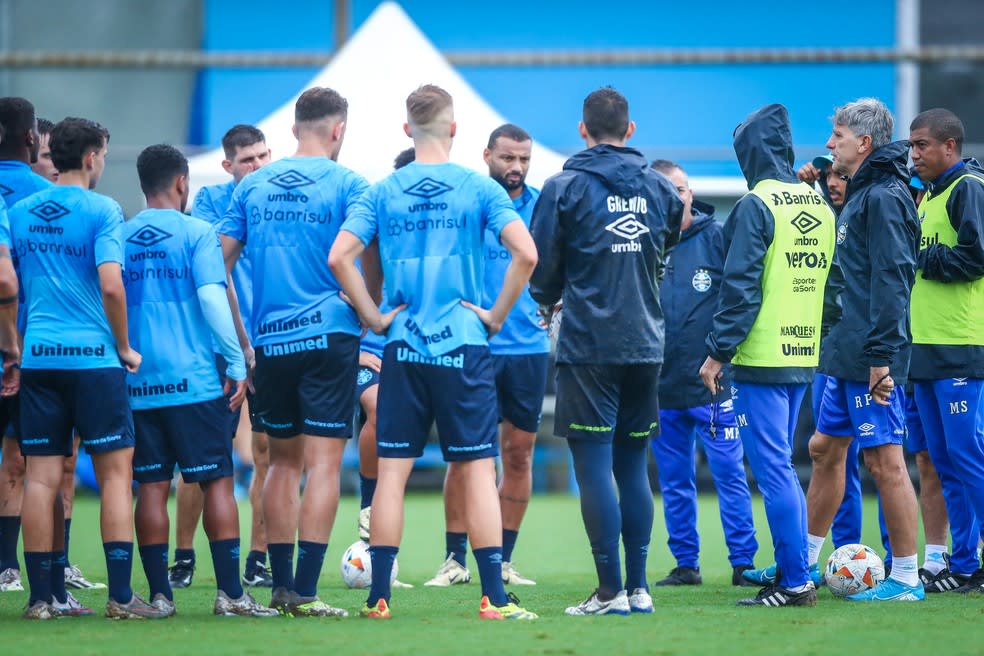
[0,493,980,655]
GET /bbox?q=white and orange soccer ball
[340,540,398,589]
[824,543,886,597]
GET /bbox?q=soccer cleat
[478,592,538,620]
[924,567,970,593]
[360,597,391,619]
[0,567,24,592]
[654,566,702,586]
[287,592,348,618]
[741,563,777,586]
[269,586,291,615]
[242,564,273,588]
[214,590,279,617]
[809,563,824,587]
[64,564,107,590]
[953,568,984,594]
[22,600,55,620]
[846,578,925,602]
[149,593,176,618]
[733,565,758,587]
[424,555,471,586]
[392,578,414,589]
[358,506,371,542]
[918,567,934,587]
[736,583,817,607]
[564,589,631,616]
[628,587,654,614]
[167,559,195,589]
[502,561,536,585]
[105,593,171,619]
[52,592,95,617]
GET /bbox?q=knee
[808,433,842,468]
[863,448,907,482]
[503,443,533,475]
[2,452,25,479]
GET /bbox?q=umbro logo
[29,200,70,222]
[268,169,315,191]
[605,214,650,240]
[126,225,172,248]
[106,548,130,561]
[403,177,453,199]
[953,377,968,386]
[790,211,822,235]
[0,183,12,197]
[858,422,876,433]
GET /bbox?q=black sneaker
[243,564,273,588]
[925,568,971,593]
[168,559,195,589]
[654,566,702,586]
[953,567,984,594]
[737,583,817,607]
[732,565,758,587]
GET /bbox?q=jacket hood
[680,200,717,241]
[850,140,911,188]
[733,104,797,188]
[563,144,651,197]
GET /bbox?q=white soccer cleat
[358,506,371,542]
[0,567,24,592]
[565,589,631,616]
[501,561,536,585]
[64,564,107,590]
[628,587,654,613]
[423,555,471,587]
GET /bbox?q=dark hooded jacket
[659,202,732,409]
[910,157,984,380]
[529,144,683,364]
[705,103,817,384]
[818,141,919,384]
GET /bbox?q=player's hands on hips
[359,351,382,373]
[1,361,19,398]
[460,301,502,337]
[242,344,256,393]
[798,162,821,184]
[371,304,406,335]
[119,347,142,373]
[224,377,248,412]
[699,356,724,395]
[869,366,894,406]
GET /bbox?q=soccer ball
[824,543,885,597]
[340,540,398,589]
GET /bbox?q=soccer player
[908,108,984,593]
[171,124,273,589]
[648,159,758,588]
[804,98,923,602]
[31,118,58,182]
[219,87,366,617]
[531,87,683,616]
[0,97,49,594]
[701,104,836,607]
[425,124,548,588]
[330,84,538,620]
[10,117,166,619]
[125,144,277,617]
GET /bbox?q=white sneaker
[214,590,279,617]
[51,592,95,617]
[150,593,176,618]
[0,567,23,592]
[565,589,631,616]
[628,587,653,613]
[358,506,371,542]
[423,555,471,586]
[64,564,107,590]
[502,561,536,585]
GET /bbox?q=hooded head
[732,104,797,189]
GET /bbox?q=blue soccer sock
[502,529,519,563]
[24,551,51,605]
[613,442,653,592]
[174,547,195,566]
[210,538,244,599]
[63,519,73,567]
[245,549,267,572]
[139,543,172,601]
[569,439,623,598]
[446,532,468,567]
[367,545,398,606]
[293,540,327,598]
[0,515,21,571]
[359,474,377,510]
[50,550,68,604]
[268,543,295,591]
[103,541,134,604]
[473,546,508,606]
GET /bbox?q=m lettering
[950,400,968,415]
[736,414,749,428]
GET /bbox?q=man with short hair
[425,124,548,588]
[908,107,984,593]
[170,124,273,590]
[531,87,683,616]
[219,87,366,617]
[10,117,166,619]
[648,159,758,588]
[125,143,277,617]
[31,118,57,183]
[331,84,538,621]
[804,98,923,602]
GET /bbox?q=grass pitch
[0,493,980,656]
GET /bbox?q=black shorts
[253,333,359,438]
[214,353,247,437]
[492,353,549,433]
[19,368,134,456]
[554,363,662,447]
[133,397,234,484]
